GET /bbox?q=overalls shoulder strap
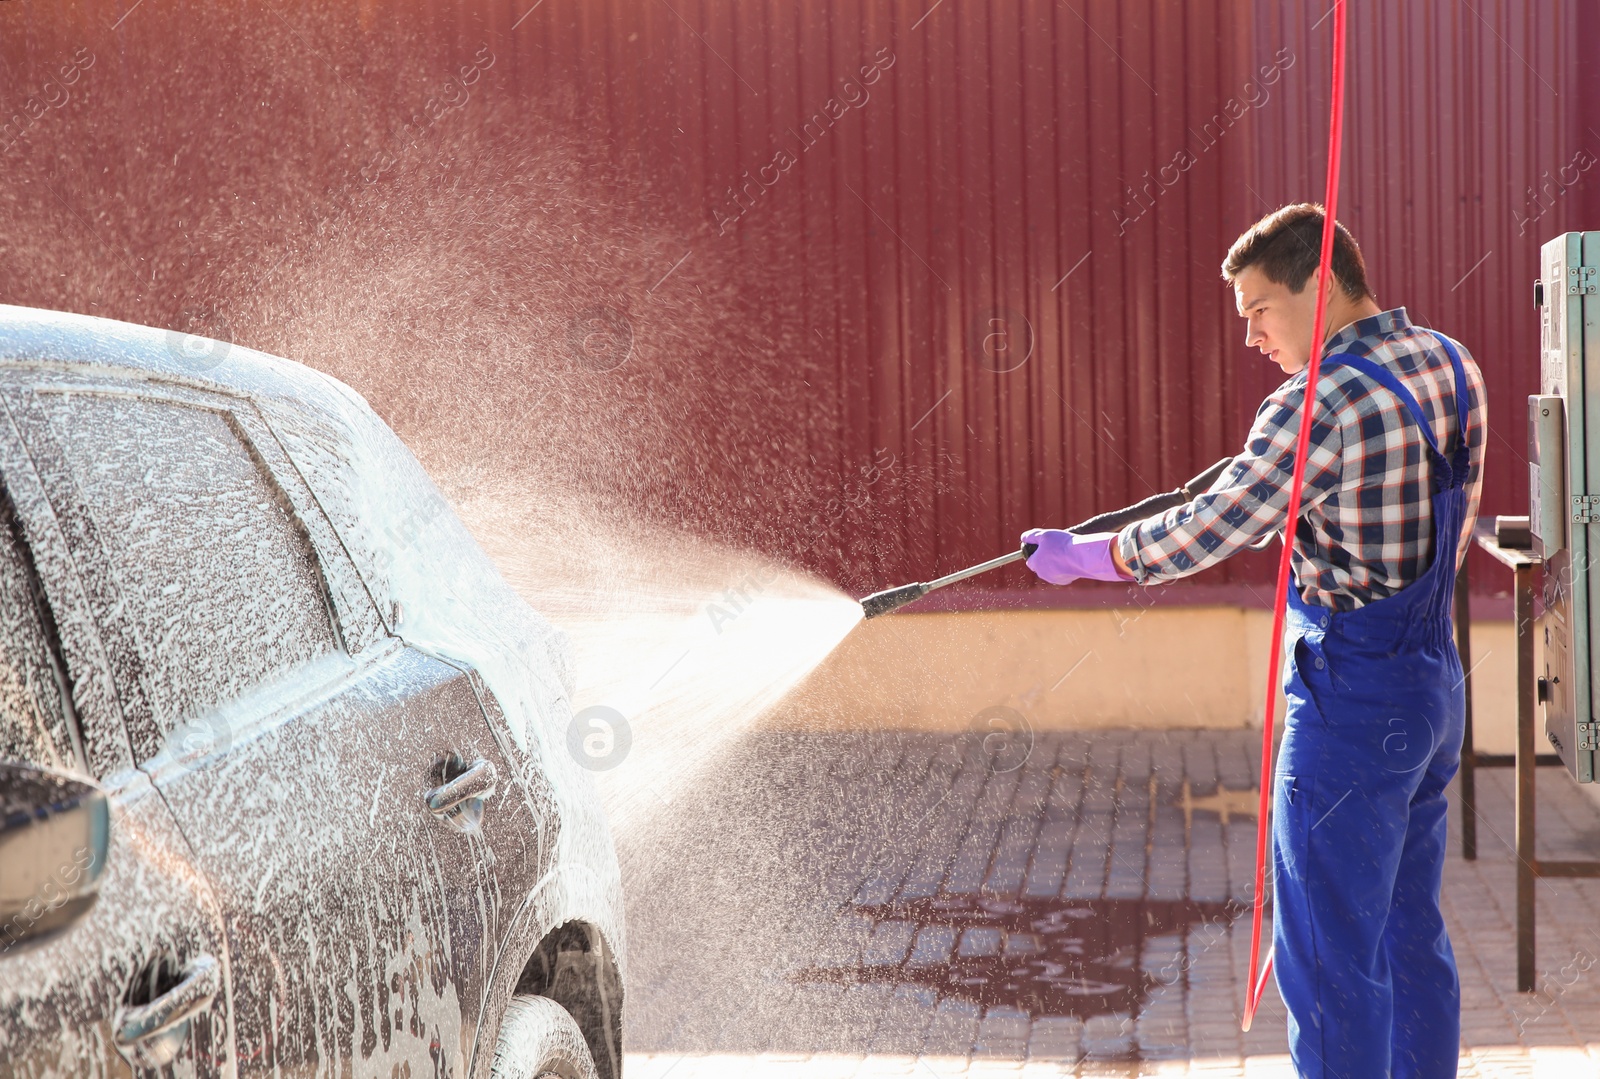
[1322,332,1470,486]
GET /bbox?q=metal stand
[1455,557,1477,860]
[1458,524,1600,991]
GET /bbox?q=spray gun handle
[1065,456,1235,536]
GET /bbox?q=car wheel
[490,994,601,1079]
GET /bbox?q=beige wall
[778,607,1527,756]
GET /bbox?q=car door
[0,408,234,1078]
[0,369,528,1077]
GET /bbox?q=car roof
[0,302,371,418]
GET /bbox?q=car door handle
[113,954,220,1065]
[425,758,498,817]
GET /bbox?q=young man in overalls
[1022,202,1487,1077]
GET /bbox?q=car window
[40,392,338,743]
[0,494,79,770]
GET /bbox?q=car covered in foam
[0,303,624,1079]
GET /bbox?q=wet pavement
[615,728,1600,1076]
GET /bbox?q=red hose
[1240,0,1349,1033]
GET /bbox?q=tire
[490,995,602,1079]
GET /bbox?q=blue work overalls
[1273,334,1471,1078]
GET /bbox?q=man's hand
[1021,529,1135,585]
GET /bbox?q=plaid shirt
[1116,308,1486,611]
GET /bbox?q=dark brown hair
[1221,203,1374,301]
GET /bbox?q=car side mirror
[0,760,110,951]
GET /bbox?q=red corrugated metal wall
[2,1,1595,603]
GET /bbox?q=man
[1021,202,1486,1078]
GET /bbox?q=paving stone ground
[615,728,1600,1078]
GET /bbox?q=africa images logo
[711,46,895,235]
[1112,46,1295,236]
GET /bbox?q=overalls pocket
[1292,636,1330,678]
[1287,635,1336,724]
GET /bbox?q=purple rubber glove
[1020,529,1133,585]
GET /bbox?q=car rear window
[41,393,338,741]
[0,495,78,771]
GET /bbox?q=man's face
[1233,265,1316,376]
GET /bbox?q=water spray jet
[857,456,1235,619]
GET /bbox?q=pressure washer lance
[858,456,1235,620]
